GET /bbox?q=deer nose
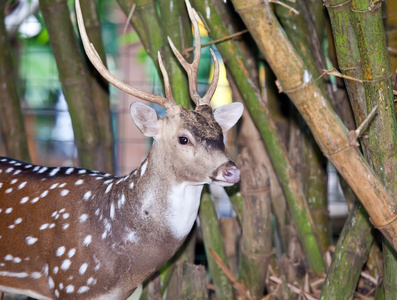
[223,167,241,183]
[212,161,240,186]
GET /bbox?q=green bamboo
[165,262,208,300]
[385,1,397,84]
[321,0,388,297]
[0,2,30,162]
[320,203,373,299]
[158,0,191,108]
[351,1,397,298]
[199,187,234,300]
[192,0,326,274]
[231,0,397,252]
[39,0,100,170]
[276,0,330,251]
[307,0,326,41]
[79,0,114,173]
[237,148,271,298]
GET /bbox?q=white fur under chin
[166,184,204,239]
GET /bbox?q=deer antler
[75,0,176,110]
[168,0,220,107]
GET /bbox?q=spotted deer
[0,0,243,299]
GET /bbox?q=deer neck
[128,143,204,242]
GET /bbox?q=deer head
[0,0,243,299]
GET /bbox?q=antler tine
[168,0,217,107]
[75,0,175,109]
[157,51,176,109]
[202,48,220,104]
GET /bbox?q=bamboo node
[323,0,351,8]
[241,245,275,260]
[276,79,306,94]
[350,2,382,13]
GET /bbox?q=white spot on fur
[118,194,126,209]
[50,167,60,176]
[31,272,42,279]
[41,190,49,198]
[87,277,96,285]
[48,277,55,289]
[38,167,48,173]
[105,183,113,194]
[79,214,88,222]
[0,271,28,278]
[125,229,139,243]
[63,224,70,230]
[83,191,92,201]
[79,263,88,275]
[68,249,76,258]
[61,190,69,196]
[65,285,74,293]
[77,286,90,294]
[56,246,66,257]
[110,203,115,219]
[75,179,84,185]
[5,207,12,214]
[65,168,74,175]
[50,183,59,189]
[61,259,71,271]
[26,236,38,245]
[39,224,49,230]
[83,235,92,247]
[140,160,148,177]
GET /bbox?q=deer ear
[214,102,244,133]
[130,102,161,138]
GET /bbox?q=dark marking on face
[179,105,225,151]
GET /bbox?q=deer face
[130,102,243,186]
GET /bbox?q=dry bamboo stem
[231,0,397,251]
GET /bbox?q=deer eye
[178,136,189,145]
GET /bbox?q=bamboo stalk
[231,0,397,252]
[199,188,234,300]
[0,2,30,162]
[158,0,191,108]
[276,0,330,251]
[350,0,397,297]
[79,0,114,173]
[165,262,208,300]
[237,148,272,298]
[192,0,326,274]
[39,0,100,170]
[322,1,383,297]
[320,203,373,299]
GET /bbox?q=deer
[0,0,243,299]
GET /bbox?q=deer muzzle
[211,161,241,186]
